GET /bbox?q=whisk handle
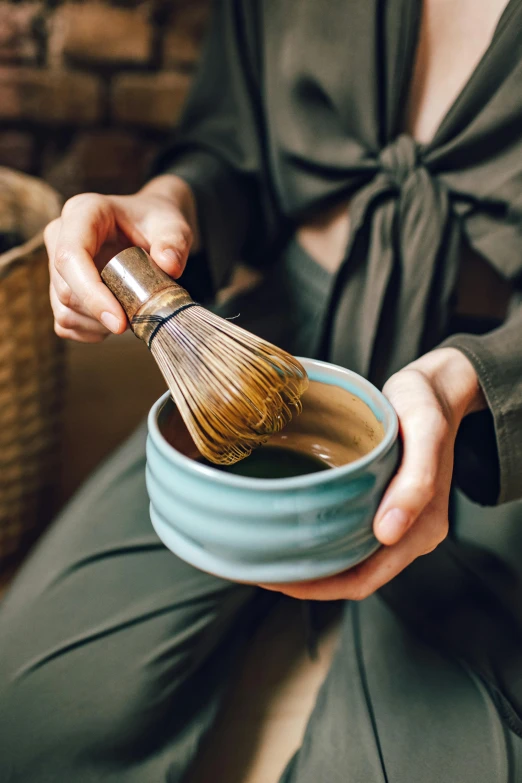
[102,246,193,345]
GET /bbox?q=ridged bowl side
[146,359,399,583]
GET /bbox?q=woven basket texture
[0,167,63,577]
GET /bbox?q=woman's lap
[0,423,257,782]
[0,419,519,782]
[1,246,521,779]
[282,594,519,782]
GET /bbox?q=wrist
[410,347,487,426]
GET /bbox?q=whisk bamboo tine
[101,247,308,464]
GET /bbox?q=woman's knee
[0,572,254,779]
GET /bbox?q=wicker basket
[0,167,63,578]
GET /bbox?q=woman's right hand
[45,174,199,343]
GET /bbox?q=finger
[50,285,110,336]
[374,372,451,546]
[262,503,449,601]
[50,269,93,317]
[149,224,192,277]
[44,217,60,263]
[114,199,193,278]
[53,195,127,333]
[54,323,109,344]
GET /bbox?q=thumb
[145,209,194,279]
[373,372,452,546]
[116,197,195,279]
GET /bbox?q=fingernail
[160,248,181,267]
[100,312,121,333]
[377,508,409,542]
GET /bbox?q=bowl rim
[147,357,399,491]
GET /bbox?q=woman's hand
[45,174,199,343]
[260,347,486,601]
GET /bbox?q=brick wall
[0,0,211,200]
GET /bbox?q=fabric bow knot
[379,133,420,188]
[327,133,458,384]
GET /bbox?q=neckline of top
[403,0,518,154]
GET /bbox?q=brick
[50,3,151,66]
[112,71,191,129]
[0,132,34,172]
[163,0,210,67]
[0,3,42,63]
[42,130,155,199]
[0,67,101,124]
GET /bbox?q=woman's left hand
[260,347,486,601]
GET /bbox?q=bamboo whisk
[102,247,308,464]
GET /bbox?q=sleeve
[441,295,522,506]
[439,121,522,506]
[151,0,268,294]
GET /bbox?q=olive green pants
[0,421,521,783]
[2,240,522,781]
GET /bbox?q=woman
[1,0,522,780]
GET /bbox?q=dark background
[0,0,210,197]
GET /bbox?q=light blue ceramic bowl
[146,358,399,583]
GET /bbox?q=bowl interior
[158,377,385,473]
